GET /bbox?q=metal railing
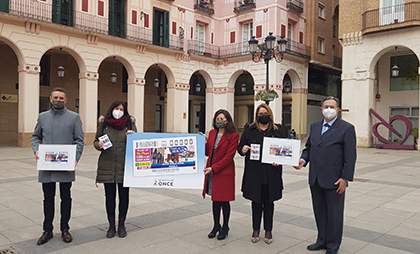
[9,0,52,22]
[362,2,420,31]
[286,0,303,14]
[74,11,108,34]
[2,0,184,51]
[187,38,311,60]
[333,56,342,69]
[194,0,214,15]
[233,0,256,13]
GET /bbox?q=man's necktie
[322,123,330,137]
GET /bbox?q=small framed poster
[37,144,77,171]
[261,137,301,166]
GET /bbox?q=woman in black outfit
[237,103,286,244]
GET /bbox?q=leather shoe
[326,251,338,254]
[307,243,327,251]
[61,229,73,243]
[37,232,53,245]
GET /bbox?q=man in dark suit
[294,96,356,254]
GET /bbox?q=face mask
[258,115,271,124]
[322,107,337,120]
[112,110,124,119]
[51,100,65,110]
[215,120,227,129]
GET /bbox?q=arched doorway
[0,41,19,144]
[97,56,128,118]
[39,48,80,113]
[144,64,168,132]
[233,71,255,136]
[188,71,206,133]
[282,73,293,136]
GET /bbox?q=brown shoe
[37,231,53,245]
[61,229,73,243]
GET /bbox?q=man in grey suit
[294,96,356,254]
[31,87,84,245]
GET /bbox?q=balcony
[333,56,342,69]
[194,0,214,15]
[187,38,310,60]
[286,0,303,14]
[362,2,420,35]
[1,0,184,51]
[233,0,256,14]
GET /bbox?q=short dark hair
[322,96,340,107]
[51,87,67,97]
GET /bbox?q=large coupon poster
[124,133,205,189]
[37,144,76,171]
[261,137,301,166]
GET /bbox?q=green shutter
[109,0,115,36]
[0,0,9,13]
[52,0,62,24]
[163,11,169,48]
[120,0,125,38]
[68,0,73,27]
[153,8,158,45]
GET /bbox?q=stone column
[17,64,40,147]
[127,78,145,132]
[292,88,308,139]
[78,72,99,145]
[167,83,189,133]
[342,71,375,147]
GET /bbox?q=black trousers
[310,180,345,252]
[104,183,129,218]
[42,182,72,232]
[251,184,274,231]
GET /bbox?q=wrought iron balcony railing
[362,2,420,32]
[286,0,303,14]
[187,38,311,60]
[233,0,256,13]
[194,0,214,15]
[2,0,184,51]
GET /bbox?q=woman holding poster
[93,101,137,238]
[202,109,239,240]
[237,104,286,244]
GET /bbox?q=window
[82,0,88,12]
[132,10,137,24]
[196,23,205,54]
[317,37,324,54]
[98,1,104,16]
[299,31,303,44]
[230,31,236,43]
[242,22,252,53]
[153,8,169,47]
[256,25,262,38]
[380,0,405,25]
[318,2,325,19]
[333,24,336,37]
[144,13,149,28]
[281,24,286,37]
[172,21,177,35]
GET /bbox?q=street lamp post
[249,32,287,104]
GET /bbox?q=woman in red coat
[202,109,239,240]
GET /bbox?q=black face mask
[215,120,227,129]
[52,100,65,110]
[258,115,270,124]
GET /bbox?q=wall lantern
[57,66,65,78]
[154,78,160,88]
[196,83,201,93]
[110,73,117,83]
[241,83,247,93]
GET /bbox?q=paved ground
[0,145,420,254]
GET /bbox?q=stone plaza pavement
[0,145,420,254]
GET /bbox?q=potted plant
[254,90,279,102]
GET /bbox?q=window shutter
[163,11,169,48]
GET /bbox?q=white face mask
[322,107,337,120]
[112,110,124,119]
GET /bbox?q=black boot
[118,217,127,237]
[217,225,229,240]
[208,224,221,238]
[106,217,116,238]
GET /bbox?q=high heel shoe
[264,231,273,244]
[217,226,229,240]
[208,224,221,238]
[251,230,260,243]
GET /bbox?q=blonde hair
[251,104,278,131]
